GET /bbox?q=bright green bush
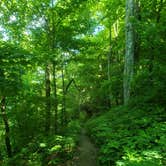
[2,130,78,166]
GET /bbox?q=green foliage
[66,120,81,136]
[86,106,166,165]
[0,0,165,165]
[116,150,163,166]
[1,133,78,166]
[0,42,31,96]
[11,97,44,150]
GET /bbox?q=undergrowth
[2,120,81,166]
[86,106,166,166]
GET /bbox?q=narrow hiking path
[73,128,98,166]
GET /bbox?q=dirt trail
[73,128,98,166]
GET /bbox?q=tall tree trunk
[1,96,12,157]
[50,0,58,132]
[61,64,66,126]
[124,0,135,105]
[107,27,112,107]
[53,61,58,133]
[45,64,51,135]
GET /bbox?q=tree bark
[1,96,12,157]
[124,0,135,105]
[45,64,51,135]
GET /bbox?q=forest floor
[69,128,98,166]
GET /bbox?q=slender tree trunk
[61,63,66,126]
[53,62,58,133]
[1,96,12,157]
[156,0,163,23]
[107,27,112,107]
[113,20,118,38]
[124,0,135,105]
[45,64,51,135]
[134,0,141,65]
[50,0,58,132]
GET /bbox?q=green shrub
[86,106,166,165]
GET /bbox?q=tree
[0,96,12,157]
[124,0,135,105]
[0,42,30,157]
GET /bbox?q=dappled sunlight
[0,0,165,165]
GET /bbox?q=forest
[0,0,166,165]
